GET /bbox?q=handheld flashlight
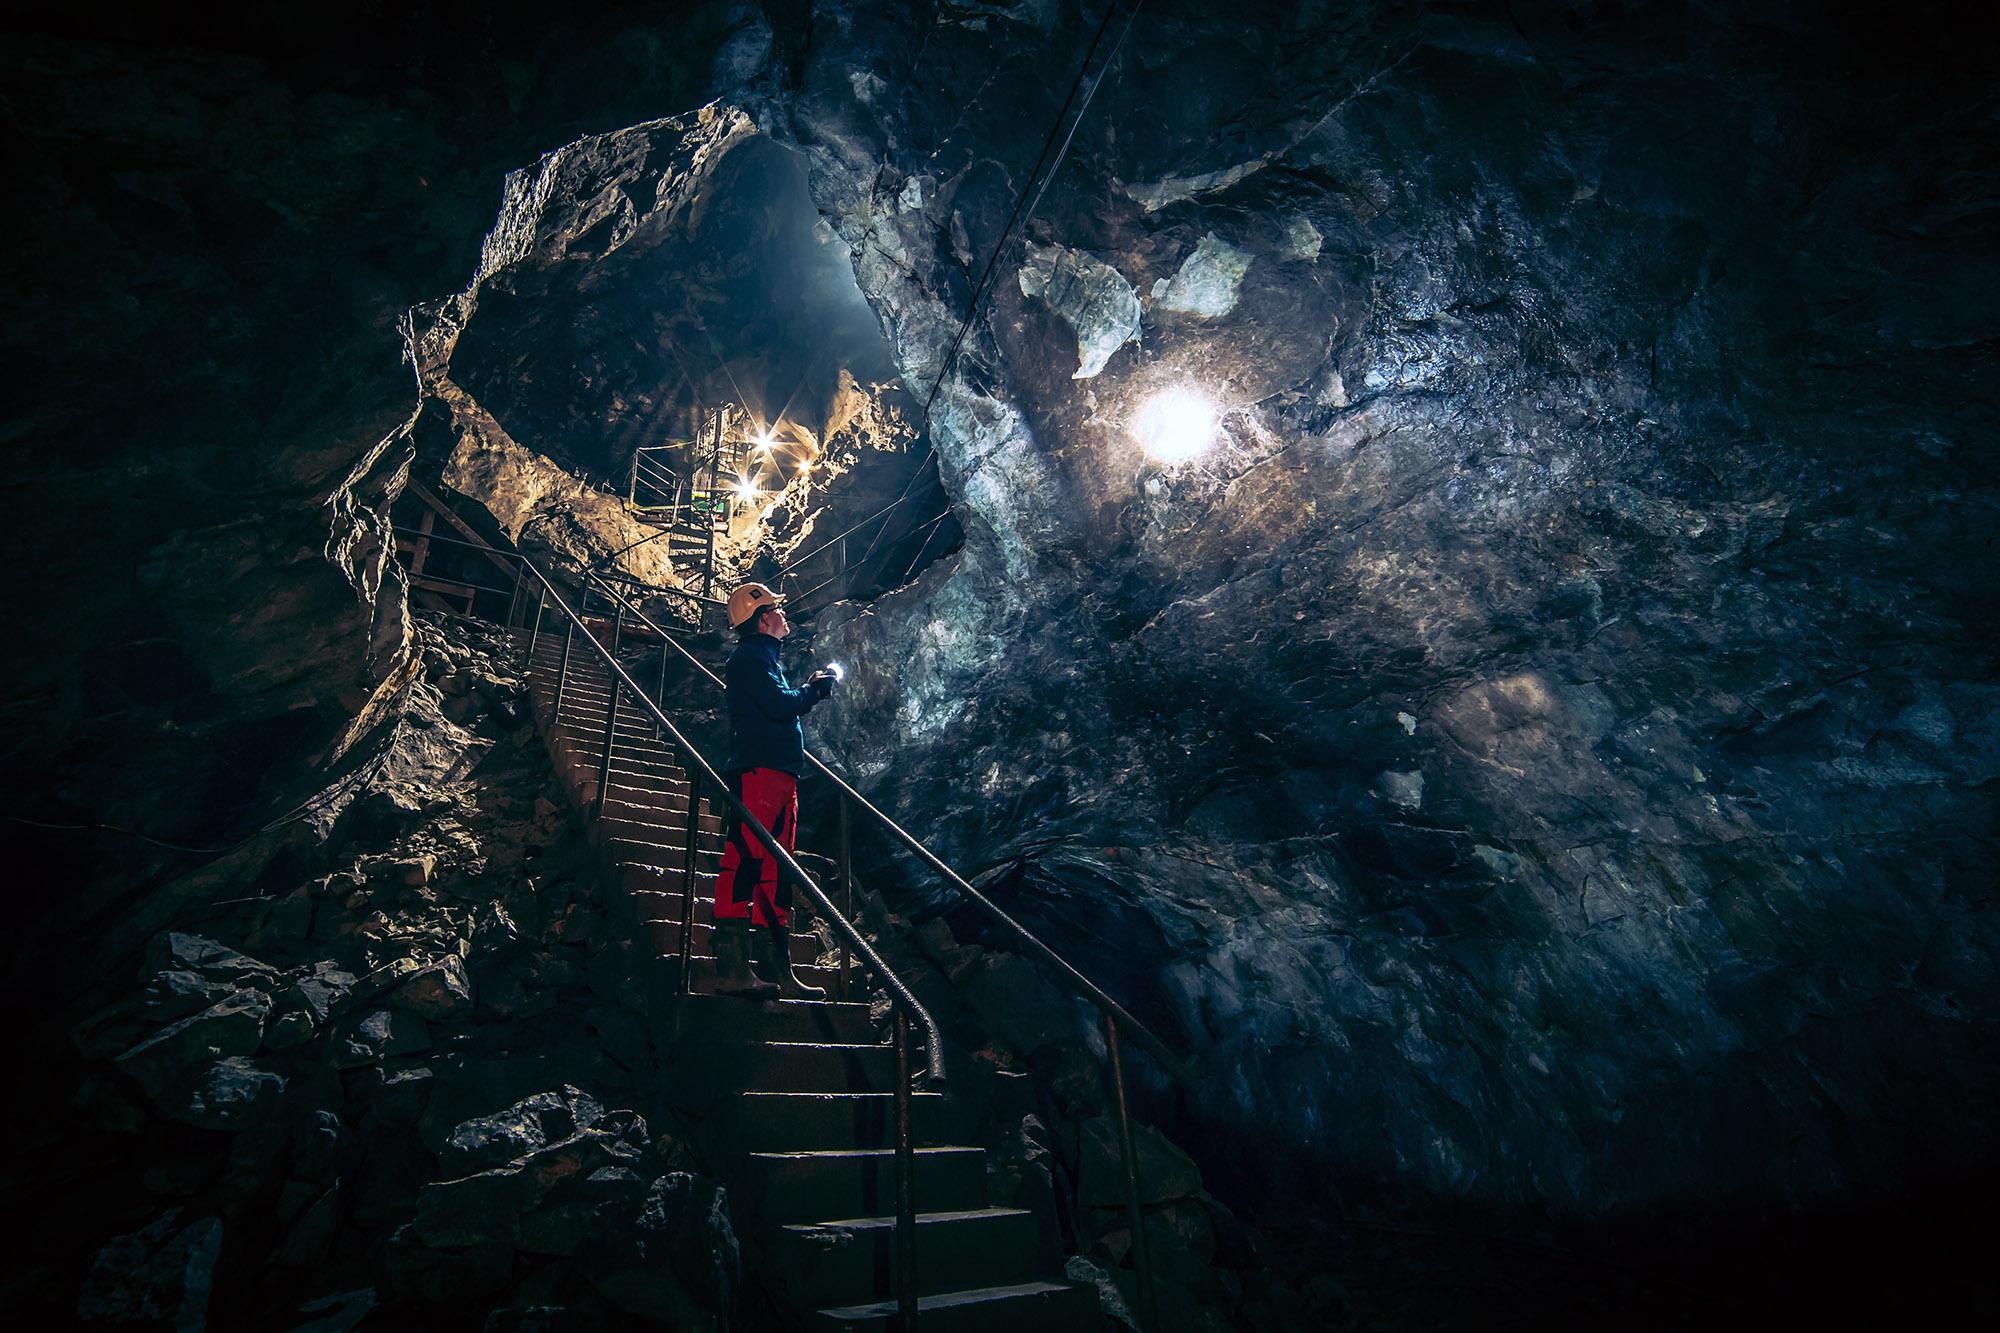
[825,661,845,682]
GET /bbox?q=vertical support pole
[676,769,704,997]
[1106,1014,1158,1333]
[836,796,853,1001]
[894,1010,919,1332]
[655,637,670,740]
[554,618,575,716]
[701,409,721,603]
[525,583,545,667]
[593,589,623,819]
[505,556,525,630]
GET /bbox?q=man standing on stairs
[714,582,836,999]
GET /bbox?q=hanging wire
[857,0,1146,572]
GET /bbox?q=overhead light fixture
[1132,387,1219,465]
[733,476,760,503]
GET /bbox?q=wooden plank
[408,480,517,579]
[409,507,435,576]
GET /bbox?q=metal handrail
[591,567,727,609]
[520,559,946,1080]
[394,526,719,616]
[584,575,1179,1330]
[588,580,1190,1074]
[524,558,939,1329]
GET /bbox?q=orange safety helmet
[726,582,785,630]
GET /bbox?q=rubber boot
[757,924,826,1000]
[713,919,778,999]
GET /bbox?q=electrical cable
[858,0,1144,572]
[915,0,1137,430]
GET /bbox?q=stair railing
[587,576,1189,1333]
[512,556,941,1331]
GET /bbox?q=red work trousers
[713,767,797,928]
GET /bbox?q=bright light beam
[733,476,760,503]
[1132,387,1220,465]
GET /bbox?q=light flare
[1132,386,1220,465]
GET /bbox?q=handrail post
[1106,1014,1159,1333]
[505,554,526,628]
[554,618,575,715]
[593,588,624,819]
[525,583,545,667]
[836,795,854,1001]
[676,769,704,997]
[701,409,720,603]
[655,636,670,740]
[522,561,949,1088]
[895,1010,919,1331]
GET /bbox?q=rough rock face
[0,2,760,1016]
[44,615,738,1329]
[742,1,2000,1212]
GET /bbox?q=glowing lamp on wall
[1132,387,1219,465]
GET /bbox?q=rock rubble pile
[65,616,737,1331]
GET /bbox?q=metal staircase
[619,407,751,602]
[509,570,1104,1331]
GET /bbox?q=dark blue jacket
[722,633,822,776]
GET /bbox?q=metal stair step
[547,724,682,761]
[673,957,843,993]
[604,834,726,866]
[810,1280,1101,1333]
[622,868,714,899]
[590,768,697,798]
[732,1091,959,1152]
[674,997,877,1046]
[671,1039,893,1095]
[600,828,724,863]
[539,679,655,708]
[597,811,723,842]
[553,750,690,788]
[563,776,709,818]
[642,917,818,964]
[739,1146,987,1224]
[602,794,703,824]
[775,1207,1038,1308]
[540,695,684,737]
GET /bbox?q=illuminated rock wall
[753,1,2000,1211]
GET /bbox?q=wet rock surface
[762,0,2000,1224]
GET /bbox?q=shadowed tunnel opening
[441,129,962,615]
